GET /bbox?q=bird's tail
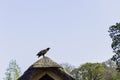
[37,54,42,58]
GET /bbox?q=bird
[37,47,50,58]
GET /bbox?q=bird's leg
[43,54,45,58]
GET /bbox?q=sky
[0,0,120,79]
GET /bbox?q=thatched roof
[18,56,75,80]
[32,56,62,68]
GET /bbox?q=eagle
[37,47,50,58]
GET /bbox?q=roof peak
[32,56,62,68]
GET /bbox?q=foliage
[102,59,117,80]
[112,72,120,80]
[61,61,120,80]
[108,23,120,71]
[71,68,81,80]
[71,63,106,80]
[61,63,75,74]
[4,60,21,80]
[79,63,106,80]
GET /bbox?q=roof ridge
[32,56,62,68]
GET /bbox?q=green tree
[113,72,120,80]
[108,23,120,71]
[78,63,106,80]
[71,68,81,80]
[4,60,21,80]
[102,59,117,80]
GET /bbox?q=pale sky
[0,0,120,79]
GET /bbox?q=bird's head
[47,47,50,50]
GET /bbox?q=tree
[78,63,106,80]
[61,63,81,80]
[4,60,21,80]
[108,23,120,71]
[71,68,81,80]
[112,72,120,80]
[61,63,75,74]
[102,59,117,80]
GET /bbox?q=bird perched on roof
[37,47,50,58]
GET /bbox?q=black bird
[37,47,50,57]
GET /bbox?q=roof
[18,56,75,80]
[31,56,62,68]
